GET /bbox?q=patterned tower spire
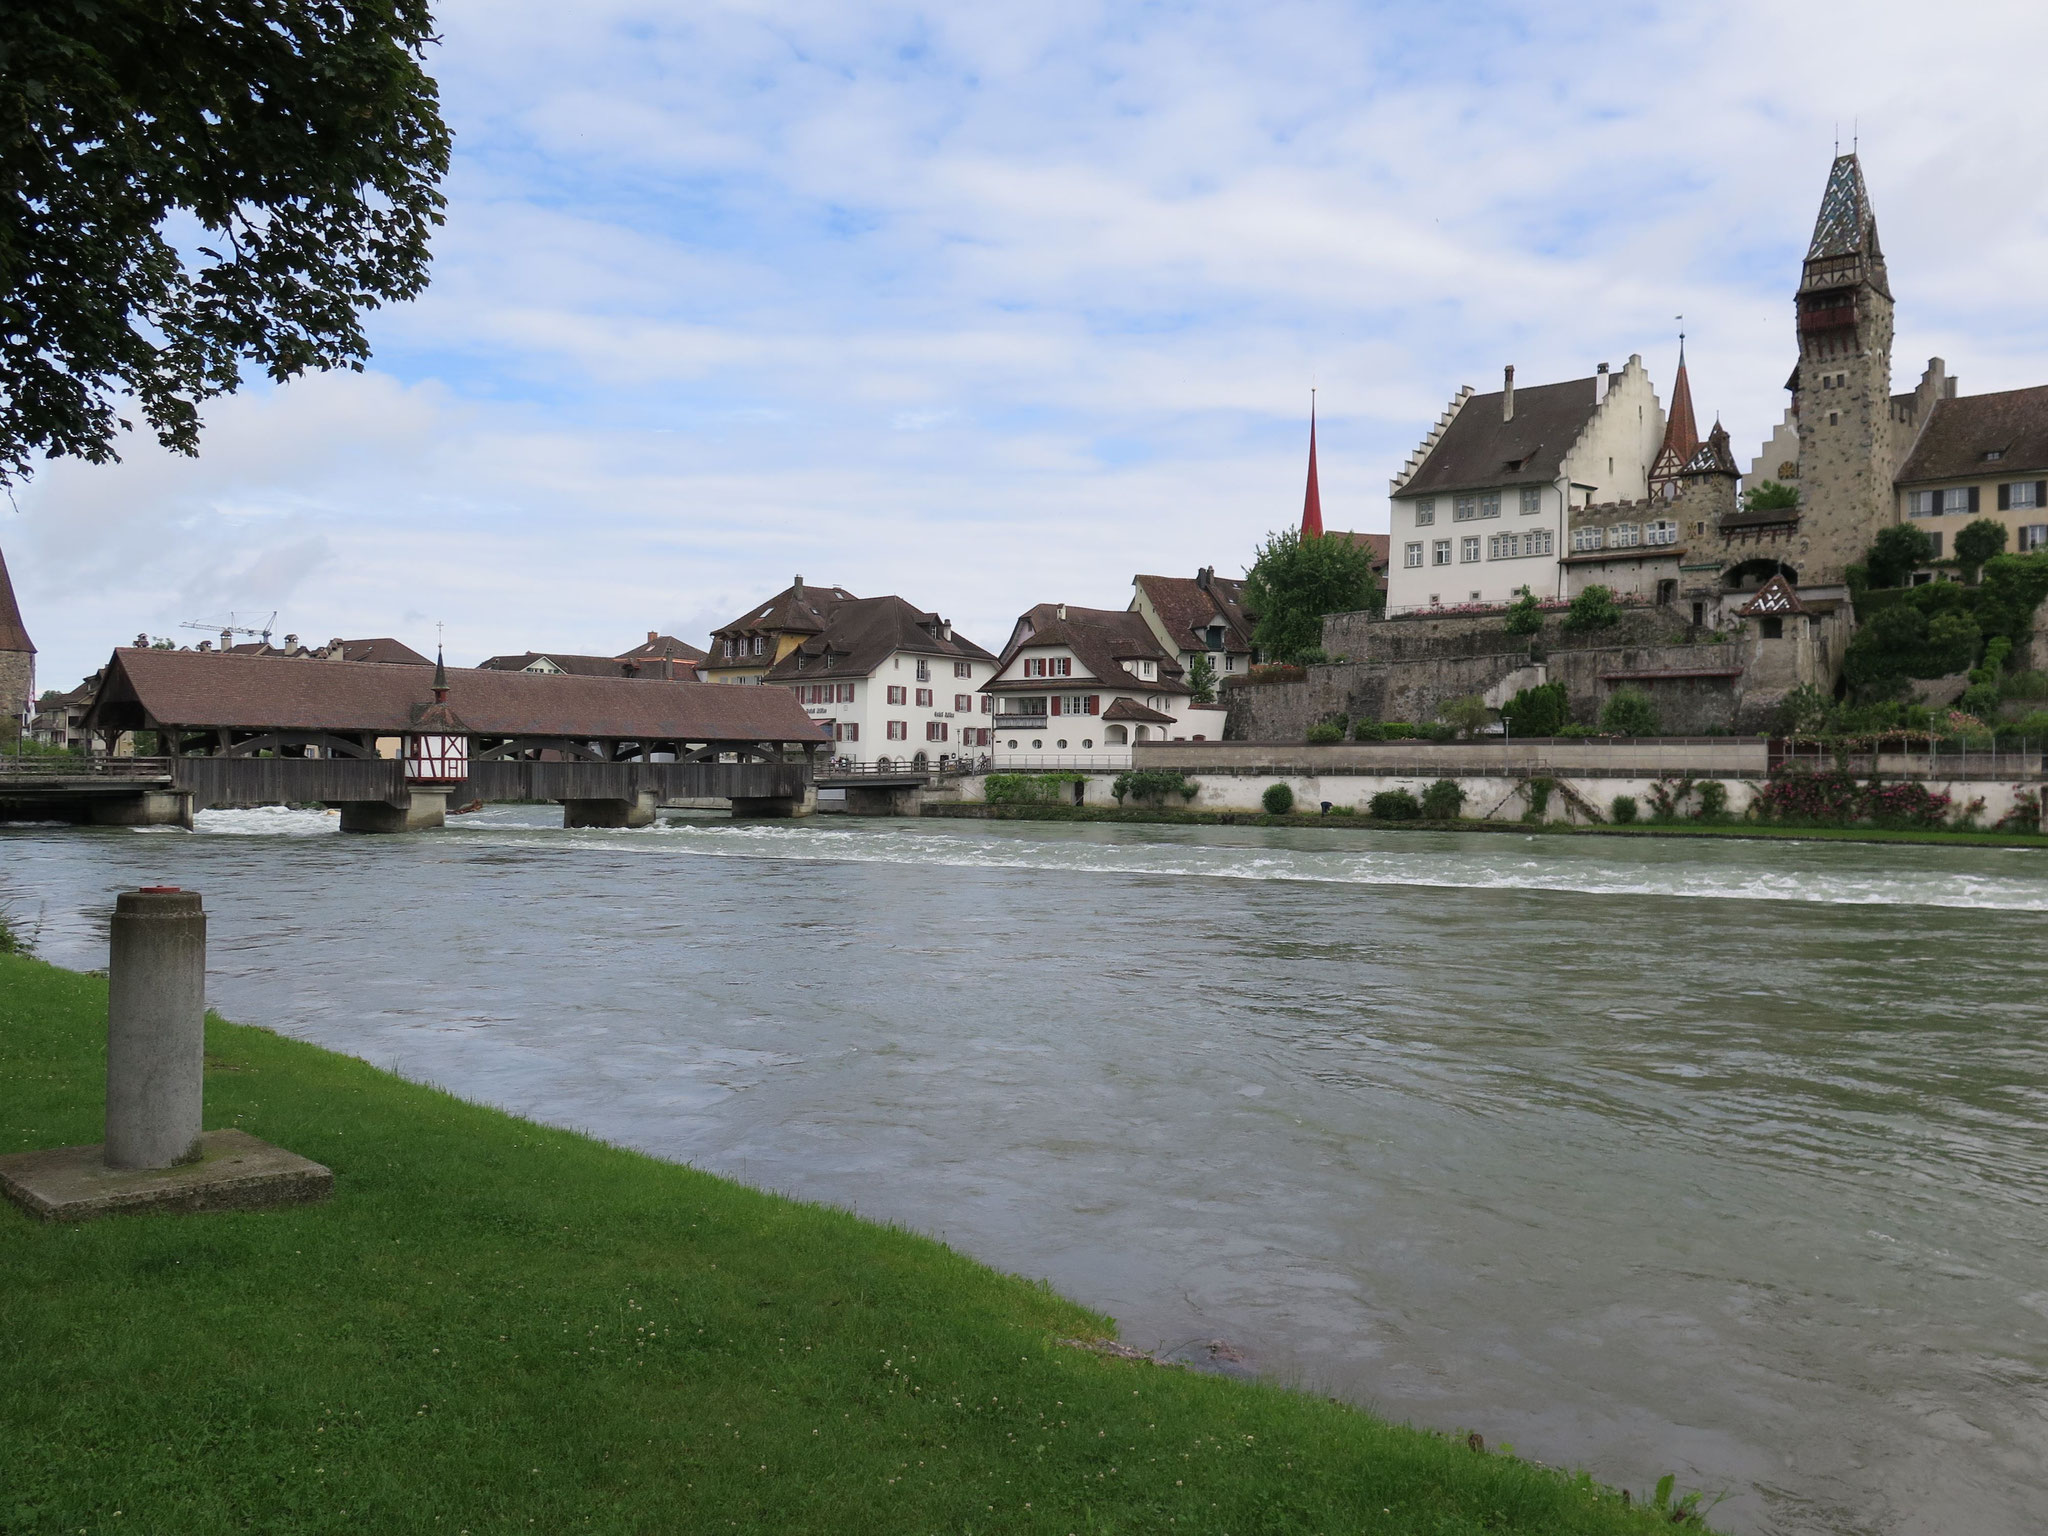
[1649,340,1702,496]
[1301,393,1323,539]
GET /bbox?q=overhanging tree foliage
[1241,529,1380,663]
[1,0,451,483]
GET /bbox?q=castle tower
[0,542,35,731]
[1791,153,1895,585]
[1648,340,1702,500]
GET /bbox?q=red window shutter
[1087,695,1099,715]
[1051,696,1061,716]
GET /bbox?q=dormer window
[1985,449,2004,461]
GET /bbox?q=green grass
[0,953,1705,1534]
[930,802,2048,849]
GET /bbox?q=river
[3,808,2044,1536]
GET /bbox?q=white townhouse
[1387,357,1668,611]
[757,595,996,767]
[981,602,1202,768]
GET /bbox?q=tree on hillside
[1864,524,1935,588]
[1,0,451,483]
[1241,529,1380,663]
[1954,518,2009,584]
[1186,652,1216,705]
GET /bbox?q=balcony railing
[993,715,1051,730]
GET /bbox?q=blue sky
[13,0,2048,687]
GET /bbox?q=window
[752,636,765,656]
[915,688,932,707]
[1454,494,1477,521]
[1986,449,2004,461]
[926,722,948,742]
[721,638,733,658]
[1479,491,1501,519]
[1760,617,1784,639]
[1612,523,1640,548]
[1432,539,1452,566]
[1573,525,1602,551]
[1520,486,1542,515]
[954,660,972,678]
[836,722,860,742]
[916,659,930,682]
[1941,487,1977,515]
[1140,660,1156,678]
[1022,656,1072,678]
[887,685,906,705]
[1460,536,1481,563]
[1645,520,1677,546]
[1928,531,1944,557]
[1224,654,1238,672]
[955,693,972,711]
[981,695,992,713]
[2020,525,2048,552]
[1828,412,1839,426]
[887,720,908,740]
[1488,533,1510,559]
[1999,481,2043,510]
[839,683,855,702]
[1404,541,1424,568]
[1908,489,1937,518]
[1415,498,1436,525]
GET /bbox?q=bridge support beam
[842,785,921,817]
[87,792,194,830]
[731,786,817,818]
[337,790,448,834]
[563,792,659,829]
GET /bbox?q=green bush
[1327,804,1357,816]
[1261,782,1295,815]
[1420,779,1465,820]
[1111,769,1197,805]
[2002,670,2048,701]
[1957,683,2001,721]
[1772,682,1833,737]
[1599,687,1659,736]
[1438,694,1491,738]
[1500,681,1569,737]
[1610,794,1639,824]
[1380,721,1417,740]
[1368,788,1421,820]
[1417,721,1455,742]
[986,772,1086,805]
[1996,709,2048,741]
[1563,584,1622,631]
[1865,523,1935,588]
[1744,479,1799,513]
[1351,719,1383,741]
[1305,721,1346,744]
[1503,586,1542,636]
[1695,780,1729,820]
[1555,723,1598,738]
[1523,777,1555,820]
[1955,518,2009,582]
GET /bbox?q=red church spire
[1301,392,1323,539]
[1661,337,1700,464]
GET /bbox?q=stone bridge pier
[730,786,817,818]
[563,791,659,829]
[337,790,449,834]
[841,783,922,817]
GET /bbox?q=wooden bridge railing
[169,755,810,808]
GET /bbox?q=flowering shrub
[1754,768,1954,828]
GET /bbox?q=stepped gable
[1393,376,1601,497]
[1895,384,2048,484]
[0,544,33,656]
[82,648,828,743]
[760,595,993,681]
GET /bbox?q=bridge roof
[83,649,828,744]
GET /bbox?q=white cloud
[10,0,2048,689]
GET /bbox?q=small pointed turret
[432,646,449,703]
[1301,394,1323,539]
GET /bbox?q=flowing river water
[3,808,2045,1536]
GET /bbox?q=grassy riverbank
[926,801,2048,849]
[0,952,1700,1533]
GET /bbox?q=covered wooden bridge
[62,648,830,831]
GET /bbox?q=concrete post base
[337,790,448,834]
[731,787,817,818]
[563,791,658,828]
[842,785,922,817]
[89,791,194,830]
[0,1130,333,1222]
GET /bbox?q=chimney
[647,630,658,645]
[1595,361,1610,404]
[1056,603,1067,621]
[1196,565,1212,592]
[793,574,803,594]
[1502,365,1515,422]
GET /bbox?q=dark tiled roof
[83,649,828,743]
[1327,530,1391,577]
[1395,378,1600,498]
[336,638,430,665]
[1133,575,1254,655]
[1894,385,2048,484]
[712,580,857,642]
[616,633,708,665]
[990,604,1188,697]
[478,651,667,678]
[758,595,994,683]
[0,544,31,655]
[1101,698,1176,724]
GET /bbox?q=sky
[11,0,2048,689]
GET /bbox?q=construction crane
[179,612,278,651]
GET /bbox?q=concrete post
[104,888,206,1170]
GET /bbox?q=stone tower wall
[1793,289,1894,585]
[0,649,33,728]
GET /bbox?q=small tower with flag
[1649,337,1701,501]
